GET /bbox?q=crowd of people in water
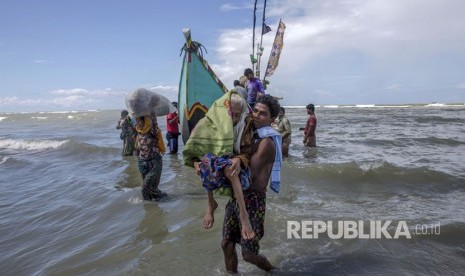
[116,68,317,273]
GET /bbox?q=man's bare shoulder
[255,137,276,160]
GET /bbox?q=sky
[1,0,465,112]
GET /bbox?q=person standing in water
[272,107,292,157]
[222,94,282,273]
[166,102,180,154]
[116,110,136,156]
[303,104,317,147]
[197,92,256,241]
[135,111,166,201]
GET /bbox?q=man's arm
[168,113,179,124]
[307,116,316,135]
[303,117,314,142]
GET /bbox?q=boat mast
[255,0,267,80]
[251,0,258,73]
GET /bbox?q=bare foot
[203,199,218,229]
[240,216,255,240]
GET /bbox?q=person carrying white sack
[125,88,175,201]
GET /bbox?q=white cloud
[0,97,47,106]
[33,59,53,64]
[384,84,400,90]
[49,88,128,97]
[0,95,97,110]
[49,88,91,96]
[0,85,179,112]
[220,2,253,12]
[211,0,465,104]
[148,85,178,102]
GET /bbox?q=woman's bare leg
[203,191,218,229]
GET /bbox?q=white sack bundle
[125,88,176,117]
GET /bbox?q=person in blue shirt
[244,68,265,108]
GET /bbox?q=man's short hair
[233,80,240,86]
[244,68,254,76]
[280,107,285,114]
[306,104,315,112]
[256,95,280,119]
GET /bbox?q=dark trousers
[138,153,163,201]
[166,132,179,154]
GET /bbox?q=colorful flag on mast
[264,19,286,78]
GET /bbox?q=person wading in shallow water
[272,106,292,157]
[135,111,166,201]
[165,102,180,154]
[221,94,282,273]
[116,110,136,156]
[303,103,317,147]
[195,92,256,241]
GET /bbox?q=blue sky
[1,0,464,112]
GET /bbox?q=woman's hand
[228,157,241,177]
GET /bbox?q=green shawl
[183,91,234,167]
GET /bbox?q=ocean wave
[415,116,464,124]
[283,105,306,109]
[425,103,446,107]
[0,156,10,164]
[0,117,8,122]
[60,140,120,156]
[0,138,69,151]
[356,104,376,108]
[286,161,461,192]
[283,103,464,109]
[167,217,196,233]
[39,110,99,114]
[411,136,465,146]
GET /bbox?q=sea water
[0,105,464,275]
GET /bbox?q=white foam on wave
[283,105,305,109]
[67,115,74,119]
[0,117,7,122]
[445,104,465,107]
[426,103,445,107]
[31,116,48,120]
[47,110,80,114]
[0,138,69,151]
[0,156,10,164]
[375,105,411,108]
[167,217,196,233]
[356,104,376,108]
[357,160,386,172]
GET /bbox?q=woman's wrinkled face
[230,102,242,126]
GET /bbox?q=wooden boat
[178,28,228,144]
